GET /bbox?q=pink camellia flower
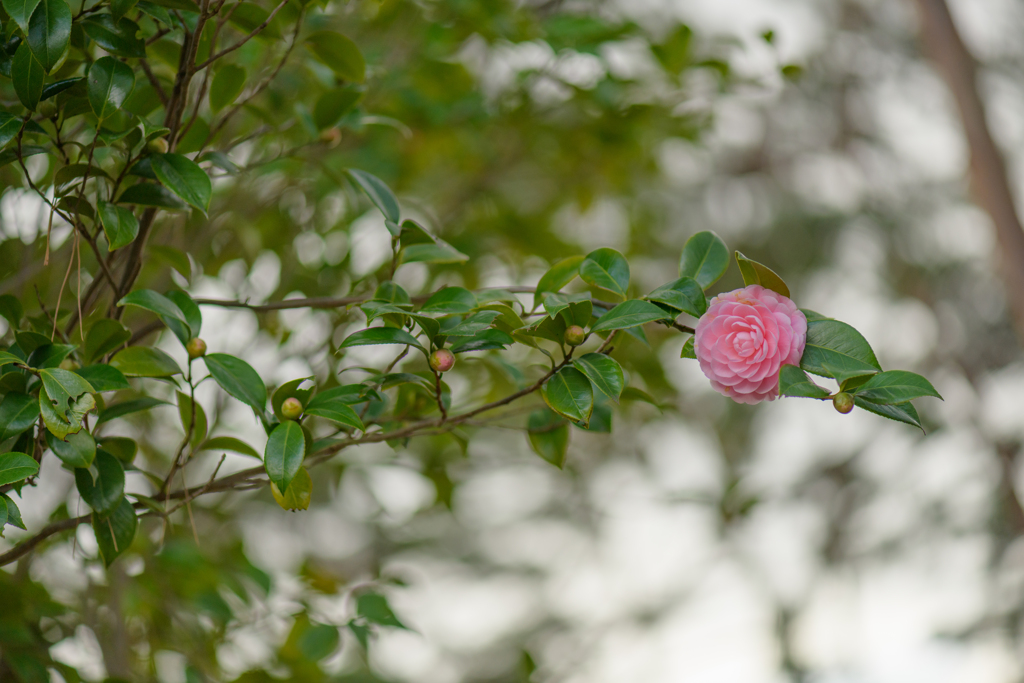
[694,285,807,404]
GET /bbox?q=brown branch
[194,0,290,71]
[913,0,1024,340]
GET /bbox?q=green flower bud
[281,397,303,420]
[147,137,169,154]
[186,337,207,359]
[429,348,455,373]
[564,325,586,346]
[833,392,855,414]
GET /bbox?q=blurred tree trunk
[913,0,1024,341]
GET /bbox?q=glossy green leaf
[116,182,187,209]
[97,437,137,465]
[93,496,137,566]
[852,370,942,405]
[346,169,399,222]
[81,14,145,58]
[118,289,190,336]
[210,64,246,113]
[357,592,407,628]
[855,396,923,431]
[339,327,425,352]
[97,201,139,250]
[264,420,305,493]
[0,452,39,486]
[12,43,45,111]
[96,397,170,424]
[304,401,364,431]
[799,319,882,385]
[47,429,95,468]
[534,256,584,309]
[306,31,365,82]
[679,231,729,290]
[39,384,94,439]
[0,295,23,328]
[778,364,830,399]
[177,391,208,447]
[0,393,40,442]
[573,353,624,401]
[87,56,135,119]
[399,241,470,265]
[2,494,26,530]
[527,409,570,468]
[579,248,629,298]
[144,0,198,12]
[27,343,75,369]
[74,364,131,392]
[420,287,476,315]
[441,311,500,337]
[0,351,24,369]
[40,368,95,420]
[3,0,42,32]
[110,346,181,378]
[27,0,71,73]
[680,336,696,359]
[271,465,311,511]
[199,436,261,459]
[85,319,131,362]
[450,329,515,353]
[204,353,267,414]
[646,277,707,318]
[590,299,668,333]
[542,366,594,425]
[151,153,212,212]
[0,113,21,150]
[735,251,790,298]
[110,0,138,20]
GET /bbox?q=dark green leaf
[346,169,399,223]
[852,370,942,405]
[27,0,71,73]
[534,256,584,309]
[573,353,624,401]
[0,294,23,327]
[97,437,137,465]
[39,384,94,439]
[313,85,362,129]
[0,351,24,368]
[778,364,830,399]
[0,113,21,150]
[204,353,267,414]
[41,76,84,101]
[646,277,707,317]
[441,311,500,337]
[27,343,75,369]
[110,346,182,377]
[110,0,137,20]
[0,145,48,169]
[151,153,212,212]
[40,368,94,420]
[3,0,42,32]
[143,0,197,12]
[47,429,95,468]
[800,319,882,384]
[264,420,305,493]
[118,289,190,334]
[679,231,729,290]
[579,248,629,297]
[306,31,365,82]
[97,201,139,250]
[96,397,170,424]
[209,64,246,113]
[87,55,135,119]
[734,251,790,298]
[339,327,424,352]
[450,329,515,353]
[93,496,137,566]
[81,14,145,58]
[420,287,476,315]
[199,436,260,459]
[0,393,40,442]
[304,402,364,431]
[12,43,45,111]
[85,319,131,362]
[0,452,39,486]
[590,299,668,333]
[357,592,407,628]
[2,494,26,530]
[527,409,569,468]
[542,366,594,424]
[399,241,469,265]
[227,2,280,39]
[855,396,923,431]
[166,291,201,345]
[177,390,207,447]
[117,182,187,208]
[271,377,314,422]
[74,364,130,392]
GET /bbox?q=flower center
[731,320,766,359]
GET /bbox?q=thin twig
[194,0,290,71]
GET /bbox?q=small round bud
[833,392,855,414]
[281,397,303,420]
[38,101,57,118]
[429,348,455,373]
[186,337,207,359]
[59,358,79,371]
[564,325,586,347]
[319,127,342,148]
[147,137,169,154]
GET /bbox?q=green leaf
[93,496,137,566]
[2,494,26,530]
[39,385,94,439]
[799,319,882,385]
[271,377,314,422]
[590,299,668,333]
[110,0,138,20]
[176,390,207,448]
[646,277,707,318]
[420,287,476,315]
[0,113,21,150]
[199,436,260,459]
[16,330,52,354]
[0,495,7,529]
[204,353,267,414]
[0,393,40,442]
[573,353,624,401]
[227,2,280,40]
[680,336,696,359]
[12,43,45,111]
[118,289,190,336]
[579,248,629,297]
[855,396,923,431]
[116,182,187,209]
[27,343,75,369]
[542,366,594,425]
[151,153,212,212]
[357,592,407,629]
[209,64,246,113]
[0,351,25,369]
[264,420,305,493]
[339,327,424,352]
[27,0,71,73]
[40,368,95,419]
[852,370,942,405]
[74,364,130,392]
[313,85,362,129]
[0,295,23,328]
[527,409,570,468]
[346,169,399,223]
[399,242,469,265]
[46,429,95,468]
[81,14,145,58]
[142,0,197,11]
[110,346,182,378]
[3,0,42,32]
[0,452,39,486]
[85,319,131,362]
[271,465,311,511]
[96,397,170,424]
[306,31,365,82]
[450,329,515,353]
[679,231,729,290]
[534,256,584,309]
[734,251,790,298]
[87,56,135,120]
[97,201,139,250]
[441,311,500,337]
[304,401,364,431]
[778,364,830,399]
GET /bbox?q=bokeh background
[3,0,1024,681]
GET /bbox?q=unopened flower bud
[59,358,79,371]
[281,397,303,420]
[429,348,455,373]
[564,325,586,347]
[147,137,169,154]
[833,392,855,414]
[319,128,342,148]
[186,337,207,359]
